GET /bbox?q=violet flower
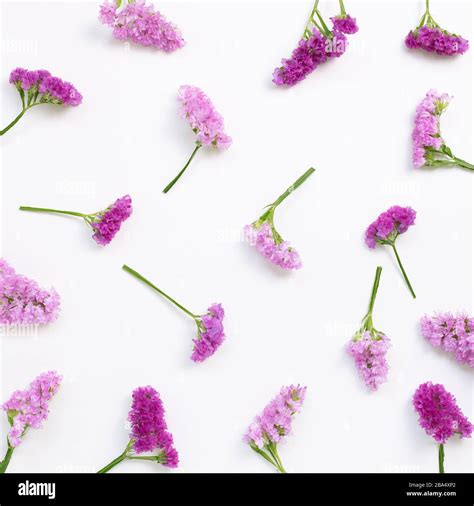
[412,90,474,171]
[244,385,306,473]
[244,167,315,271]
[163,85,232,193]
[19,195,132,246]
[347,266,391,391]
[99,0,184,52]
[413,382,473,473]
[420,313,473,368]
[0,68,82,136]
[0,371,62,473]
[273,0,358,87]
[365,206,417,299]
[0,258,60,325]
[405,0,469,56]
[98,386,178,473]
[122,265,225,362]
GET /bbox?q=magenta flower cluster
[191,304,226,363]
[420,313,474,368]
[129,386,179,467]
[2,371,62,448]
[413,382,473,445]
[406,26,469,56]
[0,259,60,325]
[91,195,133,246]
[365,206,416,249]
[9,67,82,106]
[99,0,184,52]
[331,15,359,35]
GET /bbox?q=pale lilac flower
[19,195,132,247]
[98,0,184,52]
[245,168,315,271]
[122,265,226,363]
[244,385,306,473]
[412,90,473,171]
[0,259,60,325]
[1,68,82,136]
[420,313,474,368]
[98,386,178,473]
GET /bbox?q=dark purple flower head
[128,386,178,467]
[91,195,132,246]
[406,26,469,56]
[331,15,359,35]
[365,206,416,249]
[413,382,473,444]
[191,303,225,362]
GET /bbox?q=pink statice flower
[412,90,473,171]
[98,0,184,52]
[244,168,315,271]
[19,195,133,247]
[420,313,474,368]
[1,371,62,448]
[0,259,60,325]
[162,85,232,193]
[244,385,306,473]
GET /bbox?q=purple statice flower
[162,85,232,193]
[406,27,469,56]
[98,386,178,473]
[365,206,417,298]
[1,371,62,448]
[98,0,184,52]
[244,385,306,473]
[1,68,82,136]
[420,313,474,368]
[122,265,226,363]
[411,90,474,171]
[245,167,315,271]
[0,259,60,325]
[331,15,359,35]
[19,195,133,247]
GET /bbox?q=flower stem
[438,444,445,474]
[0,443,14,474]
[19,206,87,218]
[391,244,416,299]
[266,443,287,473]
[271,167,316,209]
[453,157,474,171]
[163,142,202,194]
[315,10,332,37]
[122,265,198,320]
[250,444,281,471]
[362,266,382,329]
[339,0,347,16]
[0,109,27,136]
[303,1,322,38]
[97,452,127,474]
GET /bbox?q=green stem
[266,443,286,473]
[438,444,445,474]
[271,167,316,209]
[97,452,127,474]
[19,206,87,218]
[250,444,281,471]
[315,10,332,37]
[303,1,321,38]
[453,157,474,171]
[339,0,347,16]
[163,142,202,194]
[391,244,416,299]
[0,109,27,136]
[0,444,14,474]
[426,0,430,13]
[122,264,198,320]
[362,266,382,329]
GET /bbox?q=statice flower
[99,0,184,52]
[365,206,417,298]
[413,382,473,473]
[347,266,390,390]
[273,0,357,86]
[0,68,82,136]
[163,85,232,193]
[412,90,474,171]
[405,0,469,56]
[244,385,306,473]
[420,313,474,368]
[98,386,178,473]
[245,168,315,271]
[0,371,61,473]
[19,195,132,247]
[0,259,60,325]
[122,265,226,362]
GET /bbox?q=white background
[0,0,472,473]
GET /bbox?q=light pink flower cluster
[0,259,60,325]
[420,313,474,368]
[244,223,302,270]
[99,0,184,52]
[178,85,232,149]
[2,371,62,448]
[191,304,226,363]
